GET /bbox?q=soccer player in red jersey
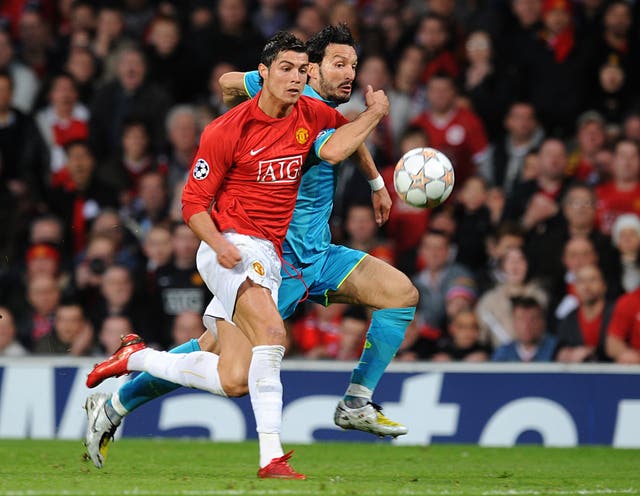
[86,31,389,479]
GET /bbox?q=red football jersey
[411,108,488,187]
[182,95,347,252]
[595,182,640,235]
[606,288,640,351]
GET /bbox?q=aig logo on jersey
[193,158,210,180]
[256,155,303,183]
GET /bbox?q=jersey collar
[302,84,337,108]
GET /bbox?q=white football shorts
[197,232,282,336]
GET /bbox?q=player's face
[260,50,309,107]
[314,43,357,104]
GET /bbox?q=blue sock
[348,307,415,396]
[111,338,201,414]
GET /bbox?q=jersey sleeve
[606,295,634,341]
[312,128,335,161]
[243,71,262,98]
[311,100,349,130]
[181,124,234,224]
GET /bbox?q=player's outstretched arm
[219,71,250,107]
[352,143,392,226]
[320,85,389,165]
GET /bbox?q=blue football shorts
[278,244,368,320]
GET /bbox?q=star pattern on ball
[442,169,454,188]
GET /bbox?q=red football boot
[257,450,306,480]
[86,334,146,388]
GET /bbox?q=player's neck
[258,92,294,119]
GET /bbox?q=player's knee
[223,381,249,397]
[405,283,419,307]
[382,273,419,308]
[257,325,287,346]
[221,373,249,397]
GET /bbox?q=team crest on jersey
[251,261,265,277]
[193,158,210,180]
[295,127,309,145]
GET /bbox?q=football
[393,147,455,208]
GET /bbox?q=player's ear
[307,62,319,82]
[258,63,268,81]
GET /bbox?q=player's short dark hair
[306,23,356,64]
[259,31,306,68]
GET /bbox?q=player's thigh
[217,320,252,397]
[233,279,287,346]
[329,255,418,309]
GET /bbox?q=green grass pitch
[1,440,639,495]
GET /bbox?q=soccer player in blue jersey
[84,24,418,469]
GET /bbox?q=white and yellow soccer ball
[393,147,455,208]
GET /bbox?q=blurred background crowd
[0,0,640,365]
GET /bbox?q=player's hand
[213,237,242,268]
[372,186,392,226]
[364,85,389,117]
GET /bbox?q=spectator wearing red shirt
[606,286,640,364]
[46,140,118,255]
[556,264,613,362]
[411,73,489,188]
[35,73,90,183]
[595,138,640,235]
[414,14,459,84]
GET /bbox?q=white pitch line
[0,488,638,496]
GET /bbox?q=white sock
[128,349,227,397]
[110,391,129,416]
[249,345,285,467]
[345,383,373,401]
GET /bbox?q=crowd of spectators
[0,0,640,364]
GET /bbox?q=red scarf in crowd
[543,27,575,63]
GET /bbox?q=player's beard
[318,68,351,105]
